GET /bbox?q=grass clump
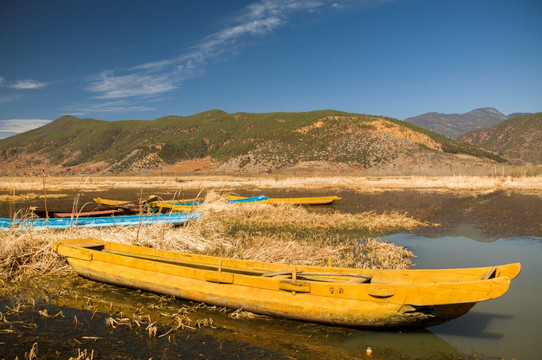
[213,202,425,233]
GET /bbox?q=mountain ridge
[457,112,542,164]
[404,107,509,138]
[0,109,507,175]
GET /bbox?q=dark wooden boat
[32,208,122,218]
[94,195,160,213]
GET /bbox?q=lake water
[1,188,540,359]
[383,229,541,359]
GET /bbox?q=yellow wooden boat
[146,201,193,212]
[224,195,341,205]
[52,238,520,328]
[93,197,131,206]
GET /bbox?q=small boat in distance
[1,213,202,231]
[224,195,341,205]
[147,195,269,212]
[52,238,520,328]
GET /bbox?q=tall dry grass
[0,191,422,282]
[0,192,65,202]
[1,174,542,193]
[213,203,425,233]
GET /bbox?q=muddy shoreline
[1,276,465,360]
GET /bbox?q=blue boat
[147,195,268,211]
[227,195,268,204]
[0,213,202,231]
[166,195,267,206]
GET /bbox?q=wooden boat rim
[53,238,521,282]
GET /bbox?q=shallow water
[0,294,465,360]
[383,229,541,359]
[1,188,541,359]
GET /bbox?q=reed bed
[1,174,541,193]
[212,203,425,233]
[0,192,65,202]
[0,191,421,282]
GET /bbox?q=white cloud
[87,71,177,99]
[0,75,47,90]
[0,119,51,133]
[11,79,47,89]
[64,100,155,114]
[331,2,347,9]
[85,0,386,100]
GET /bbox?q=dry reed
[69,349,94,360]
[0,190,420,282]
[206,201,426,233]
[0,192,65,202]
[26,342,38,360]
[2,174,541,193]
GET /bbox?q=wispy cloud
[0,119,51,134]
[11,79,47,90]
[0,75,47,90]
[87,71,177,99]
[85,0,352,100]
[63,100,155,115]
[0,93,24,105]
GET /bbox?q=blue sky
[1,0,541,138]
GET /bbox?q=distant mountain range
[458,112,542,164]
[0,110,505,175]
[404,107,510,138]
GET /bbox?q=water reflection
[433,311,512,339]
[383,232,542,359]
[420,222,500,243]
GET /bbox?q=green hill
[0,110,505,174]
[458,112,542,164]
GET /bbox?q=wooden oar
[261,270,372,281]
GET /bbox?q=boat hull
[224,195,341,205]
[1,213,201,230]
[32,208,122,218]
[53,239,519,329]
[67,257,477,328]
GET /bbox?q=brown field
[1,174,541,192]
